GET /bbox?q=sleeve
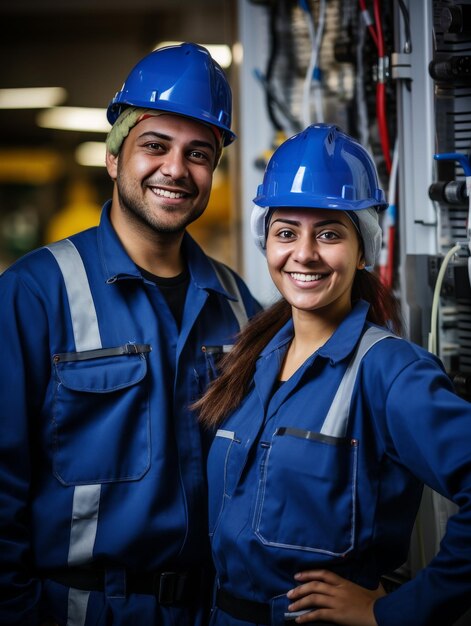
[0,270,51,625]
[373,356,471,626]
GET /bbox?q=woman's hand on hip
[286,569,385,625]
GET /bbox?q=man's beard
[116,174,205,235]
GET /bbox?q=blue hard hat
[253,124,387,211]
[251,124,387,267]
[107,42,235,146]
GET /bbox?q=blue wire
[298,0,311,13]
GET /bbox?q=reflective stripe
[47,239,102,352]
[210,259,249,330]
[47,240,103,625]
[67,588,90,626]
[321,327,396,438]
[216,429,236,440]
[68,484,101,565]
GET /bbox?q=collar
[259,300,371,365]
[98,201,142,282]
[97,200,234,296]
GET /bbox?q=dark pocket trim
[275,426,350,446]
[53,343,152,363]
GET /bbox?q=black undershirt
[139,266,190,329]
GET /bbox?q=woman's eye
[277,229,295,239]
[318,230,339,240]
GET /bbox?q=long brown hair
[194,268,402,429]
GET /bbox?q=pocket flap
[55,354,147,393]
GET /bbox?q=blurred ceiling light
[0,87,67,109]
[75,141,107,167]
[232,43,244,65]
[37,107,110,133]
[155,41,232,68]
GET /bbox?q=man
[0,43,260,626]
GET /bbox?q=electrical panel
[427,0,471,398]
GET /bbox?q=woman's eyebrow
[270,218,347,228]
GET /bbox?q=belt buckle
[157,571,187,605]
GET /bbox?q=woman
[195,124,471,626]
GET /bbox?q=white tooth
[154,188,184,199]
[291,272,322,282]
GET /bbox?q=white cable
[428,243,461,355]
[466,175,471,287]
[379,141,399,270]
[313,0,326,124]
[356,14,369,147]
[388,140,399,207]
[301,0,326,127]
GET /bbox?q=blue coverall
[208,301,471,626]
[0,201,260,626]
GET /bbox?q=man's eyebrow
[190,139,216,154]
[137,131,215,154]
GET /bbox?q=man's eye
[189,150,210,161]
[144,142,164,151]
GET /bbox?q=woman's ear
[106,150,118,181]
[357,257,366,270]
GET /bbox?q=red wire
[373,0,392,174]
[373,0,384,56]
[359,0,394,283]
[358,0,379,48]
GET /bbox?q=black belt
[216,587,271,624]
[42,567,198,605]
[216,588,333,625]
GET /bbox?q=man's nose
[160,149,188,179]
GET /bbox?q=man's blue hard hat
[107,42,236,146]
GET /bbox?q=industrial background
[1,0,470,622]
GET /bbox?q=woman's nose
[292,235,320,263]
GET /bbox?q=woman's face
[266,208,364,321]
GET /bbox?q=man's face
[106,113,217,235]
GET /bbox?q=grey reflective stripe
[216,429,236,440]
[68,484,101,565]
[47,239,102,352]
[210,259,249,330]
[67,588,90,626]
[64,485,100,625]
[47,240,103,625]
[320,327,397,438]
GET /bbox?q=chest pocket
[52,345,151,485]
[47,239,152,486]
[201,344,233,384]
[207,429,241,535]
[253,428,359,556]
[253,326,396,556]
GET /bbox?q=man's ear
[106,150,118,181]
